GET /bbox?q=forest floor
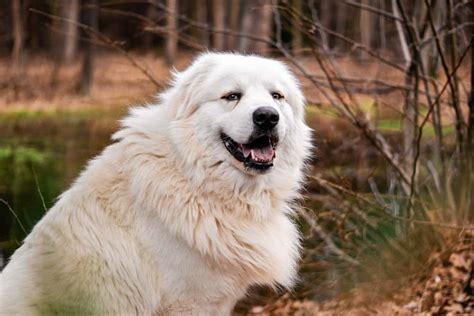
[1,53,472,315]
[239,233,473,315]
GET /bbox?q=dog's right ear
[161,53,216,121]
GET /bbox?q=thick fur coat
[0,53,312,315]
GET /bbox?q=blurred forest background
[0,0,473,314]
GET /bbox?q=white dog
[0,53,312,315]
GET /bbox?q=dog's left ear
[284,72,306,121]
[162,54,215,120]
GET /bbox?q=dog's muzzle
[221,131,279,172]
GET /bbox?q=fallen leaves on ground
[245,233,473,315]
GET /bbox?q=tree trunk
[212,0,225,50]
[291,0,303,55]
[12,0,24,74]
[239,0,272,55]
[359,0,372,59]
[226,0,240,50]
[79,0,99,95]
[320,0,331,49]
[309,0,329,52]
[60,0,80,63]
[468,7,474,158]
[165,0,178,66]
[378,0,386,51]
[194,0,209,48]
[462,0,473,221]
[335,1,347,50]
[447,0,464,154]
[392,0,417,197]
[421,0,445,174]
[392,0,410,67]
[143,0,160,50]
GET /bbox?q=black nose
[253,106,279,130]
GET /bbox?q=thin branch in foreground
[298,207,361,266]
[310,175,474,231]
[344,0,403,22]
[0,199,28,235]
[32,168,47,213]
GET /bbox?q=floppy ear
[162,54,216,120]
[285,71,306,121]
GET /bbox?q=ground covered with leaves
[240,233,473,315]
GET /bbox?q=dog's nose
[253,107,279,130]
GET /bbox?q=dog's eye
[271,92,284,100]
[222,92,242,101]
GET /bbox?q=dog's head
[162,53,311,180]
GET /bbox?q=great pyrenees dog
[0,53,311,315]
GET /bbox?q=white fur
[0,53,312,315]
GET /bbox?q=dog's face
[165,53,308,177]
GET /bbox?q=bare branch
[345,0,403,22]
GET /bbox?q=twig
[424,0,465,150]
[298,207,361,266]
[344,0,403,22]
[411,38,471,198]
[310,175,474,231]
[0,199,28,235]
[32,167,47,212]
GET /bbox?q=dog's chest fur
[135,197,299,314]
[118,141,300,312]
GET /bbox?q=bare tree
[420,0,445,170]
[467,7,474,208]
[240,0,272,54]
[291,0,303,54]
[165,0,178,65]
[309,0,329,52]
[469,14,474,159]
[392,0,418,195]
[320,0,332,49]
[80,0,99,95]
[12,0,24,74]
[226,0,240,50]
[212,0,225,50]
[144,0,161,49]
[359,0,373,59]
[58,0,80,63]
[446,0,464,154]
[194,0,209,47]
[378,0,387,51]
[335,2,347,48]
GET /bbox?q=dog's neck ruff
[113,107,305,288]
[125,143,300,288]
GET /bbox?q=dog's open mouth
[221,133,278,171]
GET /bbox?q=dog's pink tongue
[251,146,274,161]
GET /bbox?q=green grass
[306,105,455,139]
[376,119,402,131]
[0,106,126,122]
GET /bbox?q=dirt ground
[0,52,190,111]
